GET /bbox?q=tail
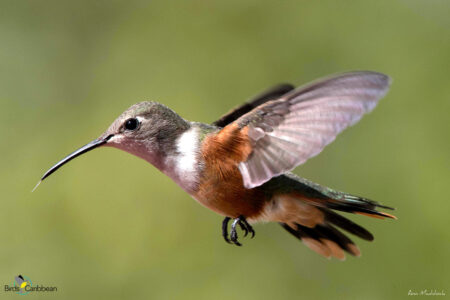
[273,191,396,260]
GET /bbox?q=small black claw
[238,216,255,239]
[238,220,248,237]
[222,217,231,243]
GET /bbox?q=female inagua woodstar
[37,71,396,260]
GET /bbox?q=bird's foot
[222,215,255,246]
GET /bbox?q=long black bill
[33,134,114,191]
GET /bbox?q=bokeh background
[1,1,449,299]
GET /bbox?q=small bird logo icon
[15,275,31,294]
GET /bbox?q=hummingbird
[36,71,396,260]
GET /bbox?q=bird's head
[35,101,190,187]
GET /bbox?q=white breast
[164,127,201,192]
[176,127,199,175]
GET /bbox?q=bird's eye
[124,118,140,131]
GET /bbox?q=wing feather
[212,84,294,127]
[230,71,391,188]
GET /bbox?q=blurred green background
[1,0,449,299]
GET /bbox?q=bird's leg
[230,218,242,246]
[222,217,231,244]
[222,215,255,246]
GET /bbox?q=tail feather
[321,209,374,241]
[317,224,361,257]
[277,192,395,259]
[281,222,361,259]
[281,223,334,258]
[265,174,396,259]
[310,194,396,220]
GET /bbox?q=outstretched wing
[227,71,391,188]
[212,83,294,127]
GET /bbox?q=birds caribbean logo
[35,71,396,260]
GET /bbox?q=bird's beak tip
[31,180,42,193]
